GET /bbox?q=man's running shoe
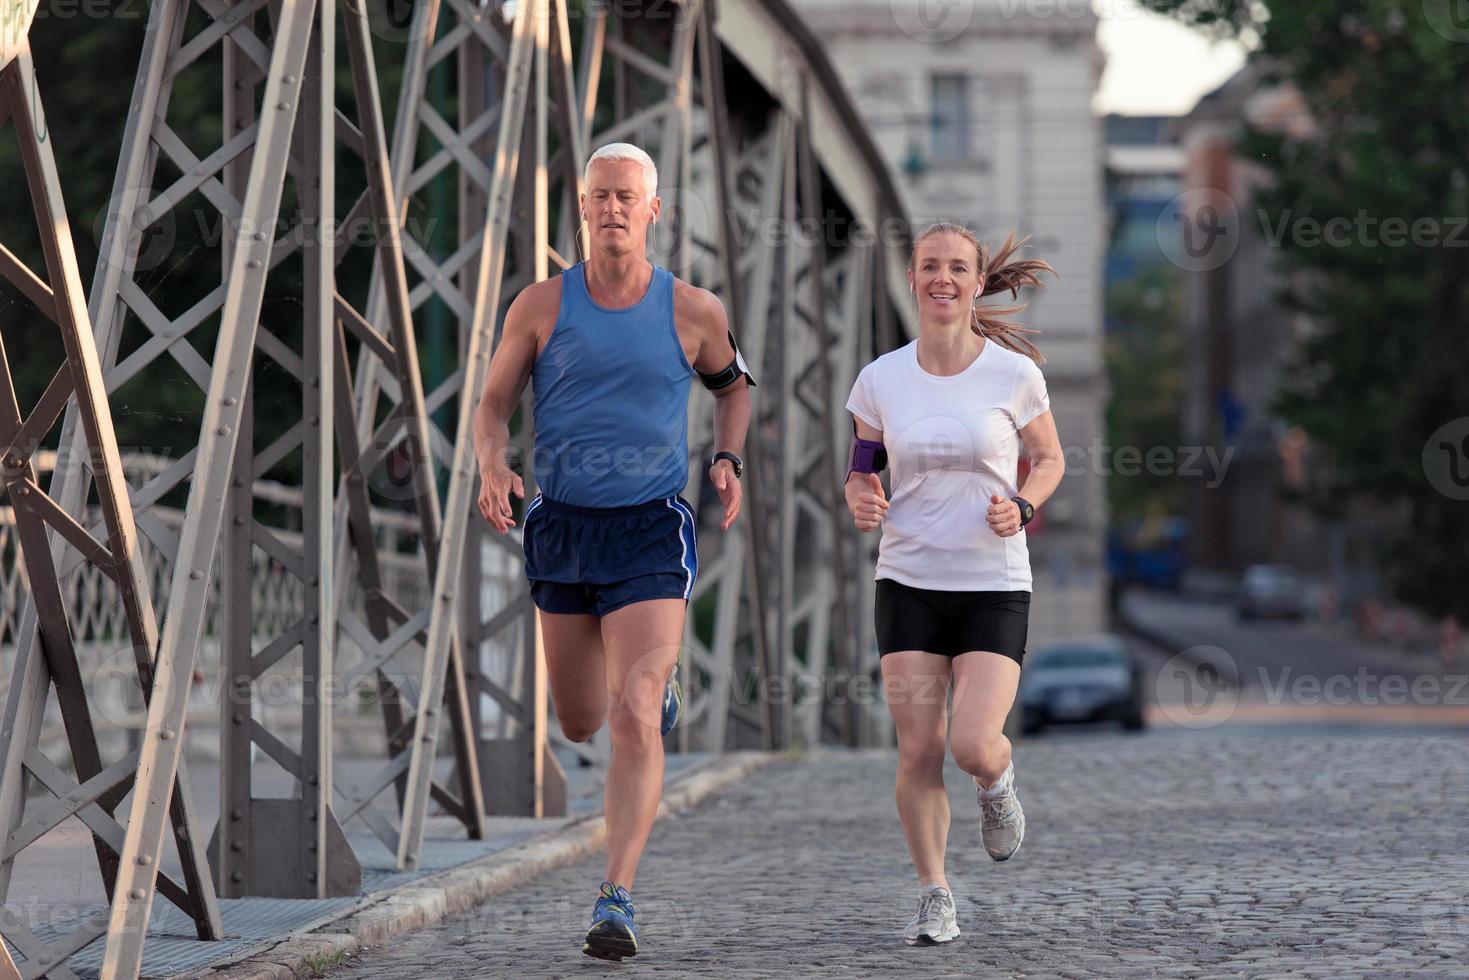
[977,761,1026,861]
[583,881,638,961]
[903,884,960,946]
[660,672,682,736]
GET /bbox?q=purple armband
[847,437,888,481]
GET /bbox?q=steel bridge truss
[0,0,911,974]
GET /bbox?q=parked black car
[1020,634,1146,735]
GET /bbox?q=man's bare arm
[688,287,751,530]
[473,279,555,532]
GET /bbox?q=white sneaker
[977,762,1025,861]
[902,884,960,946]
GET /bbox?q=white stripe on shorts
[666,499,695,599]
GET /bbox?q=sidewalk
[11,751,775,979]
[316,729,1469,978]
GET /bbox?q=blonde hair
[909,222,1055,365]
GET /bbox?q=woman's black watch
[1011,496,1035,526]
[712,451,744,478]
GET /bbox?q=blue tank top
[530,262,694,507]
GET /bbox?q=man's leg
[542,610,607,742]
[599,597,683,889]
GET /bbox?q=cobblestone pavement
[324,729,1469,978]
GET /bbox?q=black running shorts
[874,578,1030,665]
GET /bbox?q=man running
[473,142,754,961]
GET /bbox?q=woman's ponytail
[911,222,1056,365]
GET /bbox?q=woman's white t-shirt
[845,338,1050,592]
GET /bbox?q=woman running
[844,222,1063,946]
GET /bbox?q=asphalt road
[1120,591,1461,718]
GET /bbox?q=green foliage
[0,5,419,497]
[1142,0,1469,618]
[1104,262,1186,522]
[301,949,349,976]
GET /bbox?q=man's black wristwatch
[1011,496,1035,527]
[711,451,744,478]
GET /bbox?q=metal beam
[99,0,321,970]
[0,42,221,979]
[397,0,540,869]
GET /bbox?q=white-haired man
[473,142,754,961]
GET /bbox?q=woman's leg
[948,650,1021,787]
[950,649,1027,861]
[881,651,953,888]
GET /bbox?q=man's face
[582,158,661,257]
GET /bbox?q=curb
[186,751,780,980]
[1117,605,1241,688]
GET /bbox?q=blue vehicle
[1107,517,1189,591]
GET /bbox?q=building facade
[1176,62,1333,577]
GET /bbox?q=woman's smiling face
[910,231,983,319]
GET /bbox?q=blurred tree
[1104,261,1186,523]
[1144,0,1469,620]
[0,3,412,506]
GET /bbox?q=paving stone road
[324,729,1469,978]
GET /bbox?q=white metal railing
[0,453,432,710]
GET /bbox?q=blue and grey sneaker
[583,880,638,961]
[660,672,682,736]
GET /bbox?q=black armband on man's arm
[698,329,758,390]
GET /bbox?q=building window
[930,73,970,162]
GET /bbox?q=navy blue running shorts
[521,493,698,617]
